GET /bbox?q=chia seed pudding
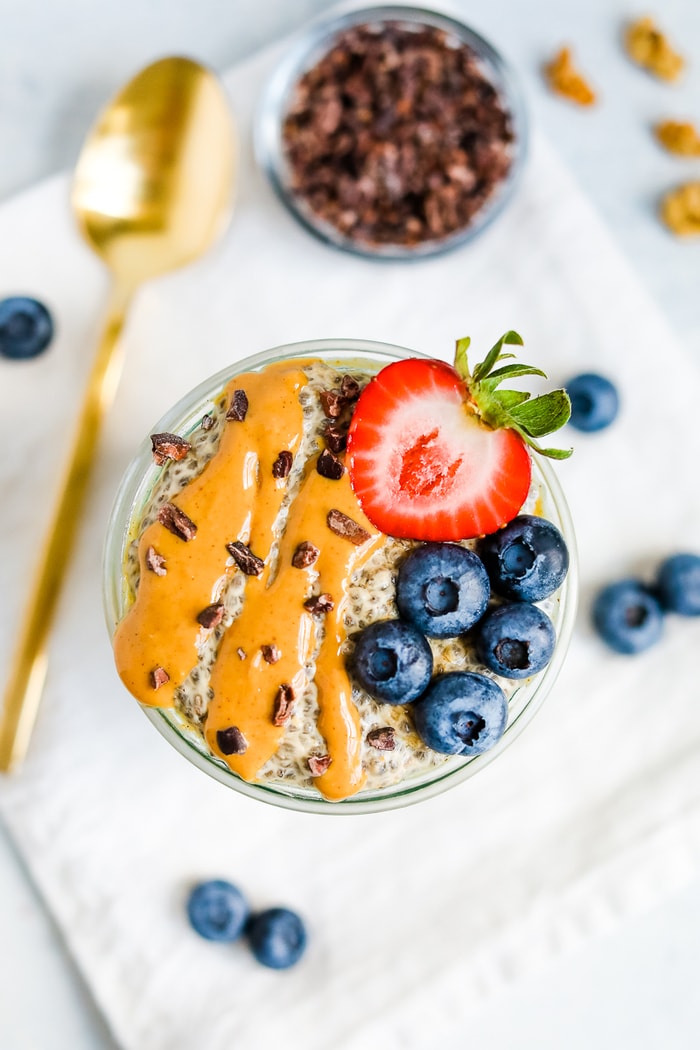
[112,350,569,804]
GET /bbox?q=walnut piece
[624,16,684,81]
[660,182,700,237]
[654,121,700,157]
[543,47,596,106]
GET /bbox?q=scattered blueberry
[592,580,664,654]
[0,296,54,360]
[351,619,432,704]
[396,543,490,637]
[412,672,508,756]
[655,553,700,616]
[565,372,619,432]
[477,515,569,603]
[246,907,307,970]
[187,879,250,942]
[476,602,556,678]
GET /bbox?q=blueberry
[592,580,664,654]
[412,672,508,756]
[477,515,569,603]
[565,372,619,432]
[0,296,54,360]
[246,907,307,969]
[351,619,432,704]
[186,879,250,942]
[396,543,490,637]
[476,602,556,678]
[656,553,700,616]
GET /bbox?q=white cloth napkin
[3,22,700,1050]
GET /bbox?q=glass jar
[255,5,529,259]
[103,338,577,814]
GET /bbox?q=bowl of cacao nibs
[255,5,528,259]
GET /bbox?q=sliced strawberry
[347,358,532,541]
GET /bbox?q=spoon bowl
[0,55,236,772]
[72,56,235,283]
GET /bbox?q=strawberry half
[347,332,571,542]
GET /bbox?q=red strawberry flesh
[347,358,532,541]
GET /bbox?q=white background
[1,0,700,1047]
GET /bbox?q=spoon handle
[0,282,132,773]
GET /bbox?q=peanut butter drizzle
[206,462,383,802]
[113,362,308,708]
[311,477,383,799]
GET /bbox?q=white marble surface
[1,1,700,1047]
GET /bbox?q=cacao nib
[272,683,295,726]
[316,448,344,480]
[226,389,249,422]
[261,644,281,664]
[308,753,332,777]
[324,422,347,454]
[226,541,265,576]
[319,390,346,418]
[292,541,320,569]
[150,666,170,689]
[340,374,360,400]
[303,593,334,615]
[145,546,167,576]
[150,432,191,466]
[367,726,396,751]
[196,603,225,629]
[272,450,294,478]
[216,726,248,755]
[201,413,215,431]
[158,503,197,541]
[327,508,371,545]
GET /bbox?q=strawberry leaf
[509,390,572,437]
[483,363,548,386]
[493,389,530,410]
[471,330,523,383]
[454,337,471,380]
[521,436,573,460]
[541,446,573,459]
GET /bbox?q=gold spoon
[0,56,236,772]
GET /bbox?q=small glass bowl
[255,5,529,260]
[104,338,577,815]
